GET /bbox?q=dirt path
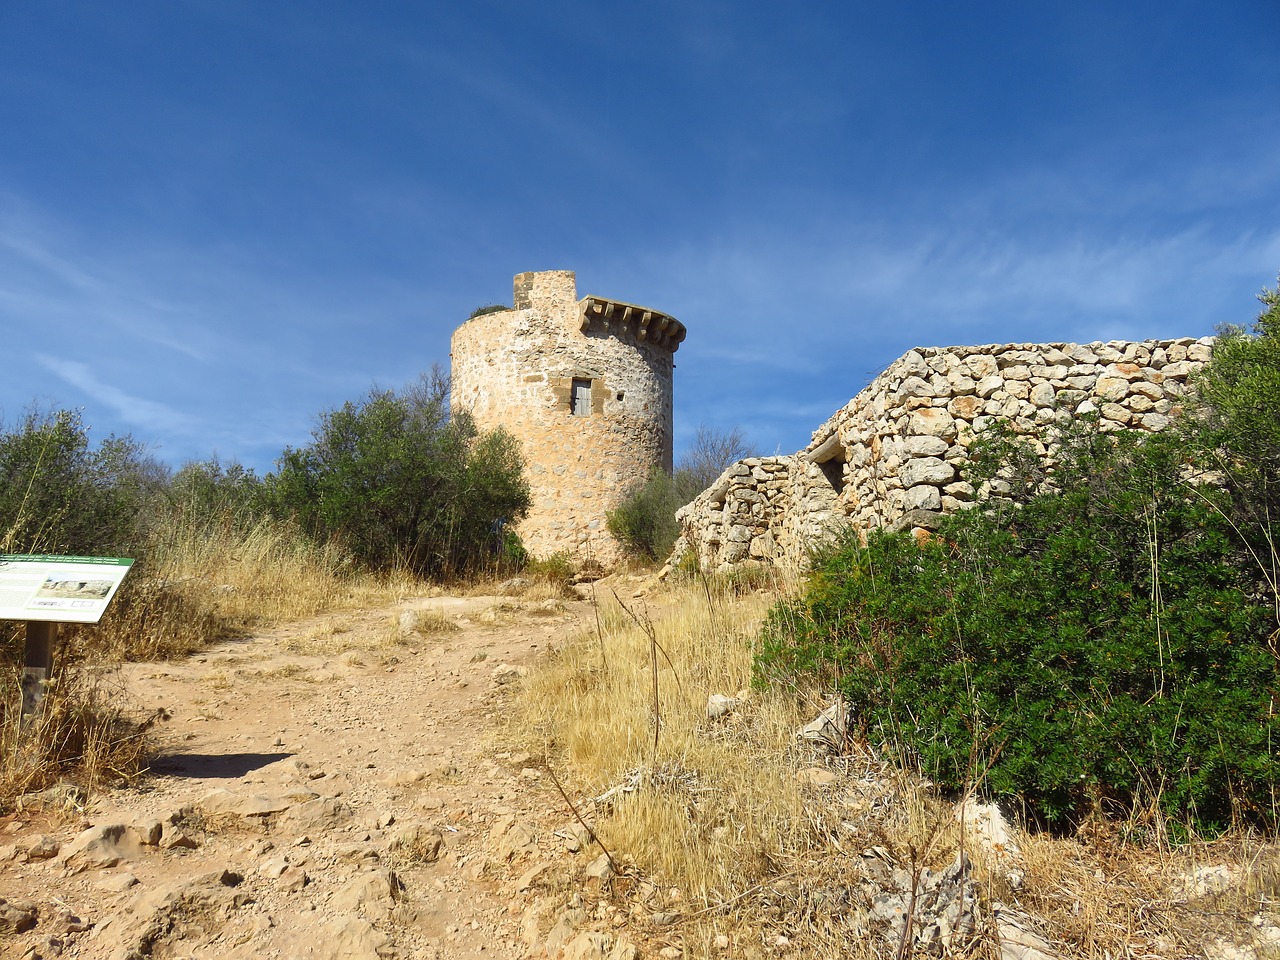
[2,587,652,960]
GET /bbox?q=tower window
[571,378,592,416]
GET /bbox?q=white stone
[1028,382,1056,408]
[975,375,1003,398]
[900,457,955,487]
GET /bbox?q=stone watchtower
[450,270,686,563]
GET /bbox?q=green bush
[263,371,530,578]
[757,423,1279,833]
[606,469,697,561]
[1190,276,1280,595]
[608,425,757,562]
[0,407,163,557]
[165,456,265,525]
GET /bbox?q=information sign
[0,554,134,624]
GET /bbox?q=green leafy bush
[608,425,757,562]
[757,424,1280,832]
[263,371,530,578]
[1190,276,1280,600]
[606,468,696,561]
[165,456,265,525]
[0,407,163,557]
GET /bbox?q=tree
[264,369,530,578]
[1191,275,1280,558]
[677,424,756,493]
[167,456,264,524]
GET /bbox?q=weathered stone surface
[199,787,316,818]
[276,797,352,833]
[23,834,60,860]
[900,457,955,488]
[389,824,443,863]
[59,823,141,871]
[306,914,395,959]
[0,897,37,933]
[452,271,682,565]
[331,868,404,920]
[93,872,243,959]
[669,338,1209,574]
[706,693,741,719]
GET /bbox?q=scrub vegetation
[757,276,1280,836]
[607,424,755,560]
[0,369,529,802]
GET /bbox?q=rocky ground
[4,582,1279,960]
[1,587,658,960]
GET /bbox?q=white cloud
[33,354,196,435]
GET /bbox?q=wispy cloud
[34,354,196,435]
[0,206,214,362]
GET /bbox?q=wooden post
[21,621,57,717]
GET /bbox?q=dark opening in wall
[571,378,592,416]
[818,457,846,493]
[810,433,847,494]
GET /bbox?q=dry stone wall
[671,337,1213,572]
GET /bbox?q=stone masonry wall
[451,271,679,564]
[672,337,1214,572]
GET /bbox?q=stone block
[1029,382,1056,408]
[903,435,949,457]
[909,408,957,439]
[903,484,942,511]
[946,394,980,420]
[1100,403,1131,424]
[900,457,955,488]
[1094,376,1129,401]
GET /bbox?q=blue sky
[2,1,1278,473]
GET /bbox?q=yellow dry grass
[512,574,1280,959]
[82,515,416,661]
[0,670,155,807]
[512,578,830,934]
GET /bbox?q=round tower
[450,270,686,564]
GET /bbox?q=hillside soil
[1,585,654,960]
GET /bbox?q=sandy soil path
[1,588,648,960]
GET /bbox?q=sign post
[1,555,134,717]
[22,621,57,717]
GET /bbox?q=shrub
[1189,276,1280,615]
[757,424,1280,833]
[0,407,165,557]
[263,370,530,579]
[608,425,757,562]
[607,469,695,561]
[165,456,265,525]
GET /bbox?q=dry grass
[0,670,155,809]
[390,607,462,644]
[71,516,418,662]
[512,575,1280,958]
[512,577,838,946]
[1008,832,1280,959]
